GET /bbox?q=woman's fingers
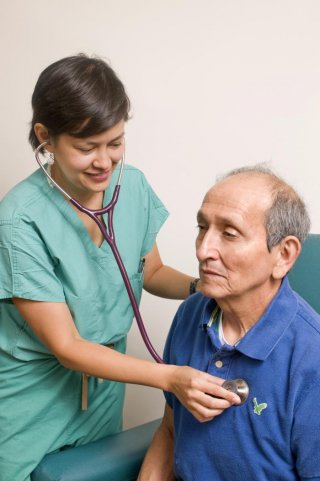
[186,390,238,422]
[169,366,241,422]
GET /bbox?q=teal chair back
[288,234,320,314]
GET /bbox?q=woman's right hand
[165,365,241,422]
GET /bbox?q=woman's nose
[93,148,112,169]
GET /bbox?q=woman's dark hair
[29,54,130,150]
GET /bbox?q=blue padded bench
[31,418,161,481]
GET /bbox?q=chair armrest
[31,418,161,481]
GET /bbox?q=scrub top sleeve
[0,218,65,302]
[292,380,320,478]
[0,223,14,299]
[140,174,169,257]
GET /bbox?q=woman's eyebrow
[109,133,125,142]
[76,133,125,146]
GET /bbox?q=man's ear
[272,236,301,280]
[34,123,53,152]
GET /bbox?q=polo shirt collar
[234,276,298,360]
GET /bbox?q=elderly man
[138,166,320,481]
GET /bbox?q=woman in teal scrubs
[0,54,238,481]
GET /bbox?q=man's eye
[196,224,207,234]
[224,230,237,238]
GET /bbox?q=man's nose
[196,232,220,261]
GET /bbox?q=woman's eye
[109,142,122,149]
[77,147,94,153]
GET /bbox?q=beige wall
[1,0,320,428]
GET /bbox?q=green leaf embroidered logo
[253,397,268,415]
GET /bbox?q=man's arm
[138,404,175,481]
[292,381,320,480]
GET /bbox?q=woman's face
[49,120,125,201]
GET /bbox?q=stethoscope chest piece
[222,379,249,404]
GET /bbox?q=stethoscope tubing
[35,141,164,364]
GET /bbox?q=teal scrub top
[0,164,168,481]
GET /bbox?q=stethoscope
[35,141,163,364]
[35,141,249,403]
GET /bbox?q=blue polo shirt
[164,277,320,481]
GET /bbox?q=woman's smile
[85,170,112,183]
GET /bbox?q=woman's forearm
[59,337,240,422]
[59,337,176,390]
[142,244,196,299]
[144,264,194,299]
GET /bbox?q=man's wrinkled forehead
[198,174,273,223]
[204,173,272,204]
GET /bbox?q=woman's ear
[272,236,301,280]
[34,123,53,152]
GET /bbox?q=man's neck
[217,281,282,343]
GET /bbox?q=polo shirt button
[215,360,223,368]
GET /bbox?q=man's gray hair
[219,164,311,251]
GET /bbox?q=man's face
[196,174,281,303]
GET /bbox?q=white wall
[1,0,320,429]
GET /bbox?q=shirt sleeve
[292,380,320,478]
[0,217,65,302]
